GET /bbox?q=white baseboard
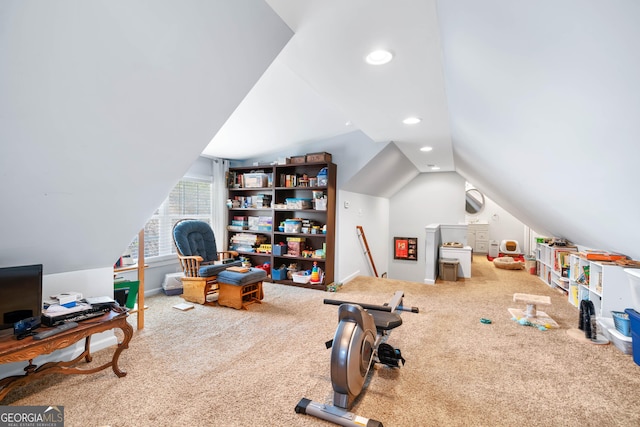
[341,270,361,284]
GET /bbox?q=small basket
[612,311,631,337]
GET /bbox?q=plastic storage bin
[625,308,640,365]
[439,258,459,282]
[243,173,268,188]
[314,197,327,211]
[612,311,631,336]
[284,219,302,233]
[609,328,633,355]
[285,198,312,209]
[292,271,311,284]
[162,272,183,296]
[317,168,328,187]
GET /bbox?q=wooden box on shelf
[306,152,332,163]
[287,156,306,164]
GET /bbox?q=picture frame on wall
[394,237,417,261]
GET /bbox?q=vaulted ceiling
[2,0,639,277]
[203,0,454,173]
[204,0,640,260]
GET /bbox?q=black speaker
[114,288,129,308]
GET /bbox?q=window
[126,178,212,260]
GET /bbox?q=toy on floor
[508,293,559,330]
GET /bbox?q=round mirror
[465,189,485,214]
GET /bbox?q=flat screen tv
[0,264,43,331]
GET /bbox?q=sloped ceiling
[204,0,454,173]
[207,0,640,259]
[438,0,640,259]
[0,1,292,274]
[2,0,639,277]
[342,143,419,199]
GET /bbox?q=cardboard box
[306,152,332,163]
[287,240,305,257]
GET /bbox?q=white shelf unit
[537,243,634,326]
[568,254,590,308]
[566,253,632,319]
[535,243,576,296]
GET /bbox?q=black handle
[323,299,419,313]
[323,298,392,312]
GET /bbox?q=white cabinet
[467,223,489,253]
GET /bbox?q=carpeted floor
[3,255,640,426]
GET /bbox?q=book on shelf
[554,248,577,271]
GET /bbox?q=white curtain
[212,158,230,251]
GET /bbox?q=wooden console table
[0,311,133,402]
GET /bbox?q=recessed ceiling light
[403,117,421,125]
[420,146,433,152]
[345,120,352,126]
[365,50,393,65]
[431,165,441,171]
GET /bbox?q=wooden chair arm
[218,251,239,259]
[177,254,204,277]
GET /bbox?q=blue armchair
[172,219,266,308]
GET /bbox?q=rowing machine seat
[370,311,402,331]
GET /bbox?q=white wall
[336,191,389,283]
[465,190,528,251]
[388,172,466,281]
[0,1,292,277]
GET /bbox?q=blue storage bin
[625,308,640,366]
[273,244,287,256]
[612,311,631,336]
[272,267,287,280]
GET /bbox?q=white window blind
[127,178,212,260]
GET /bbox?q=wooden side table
[0,311,133,402]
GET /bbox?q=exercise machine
[295,291,418,427]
